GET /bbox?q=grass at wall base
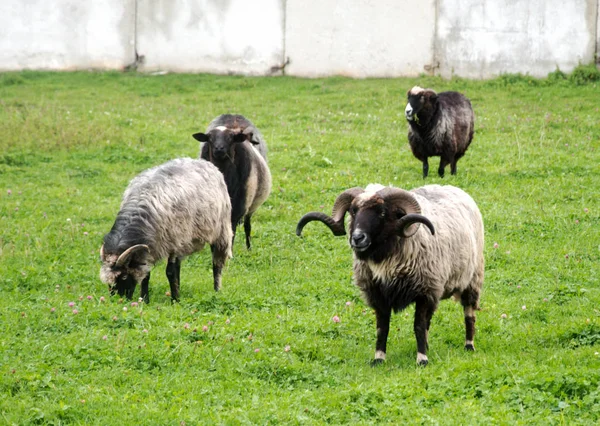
[0,68,598,424]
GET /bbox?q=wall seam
[282,0,287,74]
[595,0,599,66]
[432,0,439,76]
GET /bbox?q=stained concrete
[436,0,598,78]
[136,0,285,75]
[0,0,598,77]
[0,0,135,71]
[284,0,436,78]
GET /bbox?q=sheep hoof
[465,344,475,351]
[370,359,385,367]
[417,359,429,367]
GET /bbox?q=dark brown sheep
[405,86,475,178]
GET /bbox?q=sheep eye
[120,274,129,281]
[349,206,358,215]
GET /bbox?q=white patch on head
[405,102,414,120]
[409,86,425,96]
[215,126,227,132]
[416,352,428,364]
[375,350,386,360]
[356,184,385,203]
[364,183,385,193]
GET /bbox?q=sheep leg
[166,257,181,302]
[244,215,252,250]
[422,159,429,178]
[461,288,480,351]
[371,308,391,366]
[210,244,228,291]
[437,158,449,178]
[140,273,150,304]
[414,298,436,366]
[450,160,458,175]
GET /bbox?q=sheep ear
[192,133,209,142]
[243,126,260,145]
[116,244,150,267]
[232,132,248,143]
[425,90,438,102]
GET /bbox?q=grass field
[0,68,599,424]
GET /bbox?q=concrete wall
[285,0,436,78]
[136,0,285,74]
[436,0,599,78]
[0,0,598,77]
[0,0,135,70]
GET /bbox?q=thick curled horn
[116,244,150,267]
[397,214,435,238]
[296,187,364,237]
[378,187,432,238]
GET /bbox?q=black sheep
[193,114,271,251]
[405,86,475,178]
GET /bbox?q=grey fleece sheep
[297,184,484,366]
[193,114,272,250]
[405,86,475,178]
[100,158,233,302]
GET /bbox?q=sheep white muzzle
[405,103,414,120]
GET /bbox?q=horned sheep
[193,114,272,250]
[100,158,233,302]
[297,184,484,366]
[405,86,475,178]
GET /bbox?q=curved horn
[115,244,150,267]
[377,187,427,237]
[377,187,421,214]
[296,212,346,236]
[397,214,435,238]
[100,244,105,260]
[296,187,364,237]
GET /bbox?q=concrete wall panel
[285,0,436,78]
[436,0,598,78]
[0,0,135,71]
[136,0,285,74]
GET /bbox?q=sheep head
[405,86,438,125]
[297,185,435,260]
[100,244,151,298]
[193,125,257,162]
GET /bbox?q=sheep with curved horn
[100,158,233,303]
[297,184,484,366]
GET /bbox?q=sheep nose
[213,148,227,159]
[351,231,370,251]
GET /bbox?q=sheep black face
[100,244,151,301]
[193,126,257,162]
[405,87,438,125]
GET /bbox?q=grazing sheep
[100,158,233,302]
[297,184,484,366]
[193,114,272,250]
[405,86,475,178]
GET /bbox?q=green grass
[0,68,599,424]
